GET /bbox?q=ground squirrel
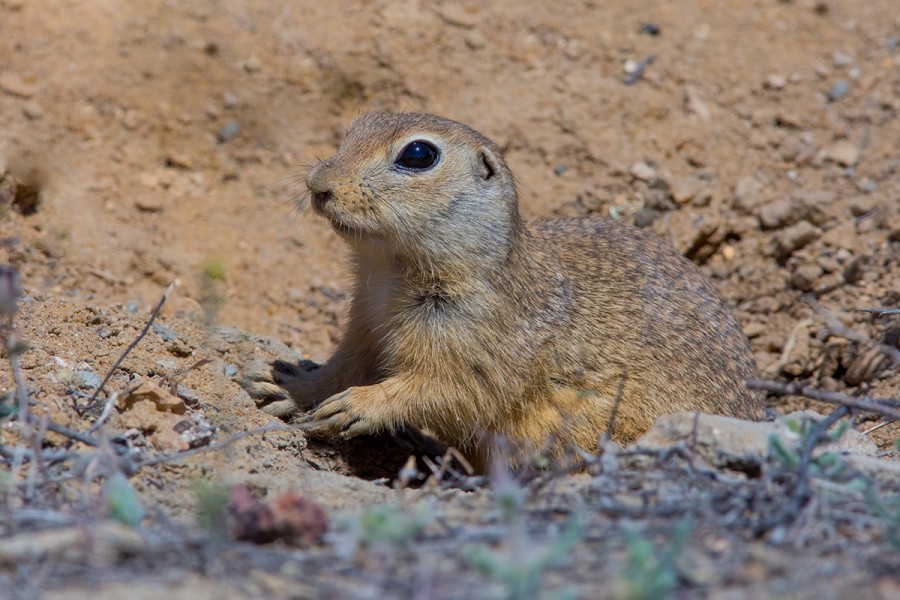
[243,112,762,472]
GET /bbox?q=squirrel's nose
[306,160,337,211]
[306,160,335,195]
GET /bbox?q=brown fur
[243,112,762,472]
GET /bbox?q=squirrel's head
[305,112,520,263]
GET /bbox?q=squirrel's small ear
[478,147,500,181]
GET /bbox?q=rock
[464,30,486,49]
[684,84,711,122]
[821,141,860,167]
[636,410,878,473]
[0,521,143,566]
[242,55,262,73]
[820,220,859,252]
[732,175,765,214]
[0,72,38,98]
[629,161,657,181]
[134,197,165,213]
[668,175,705,204]
[216,120,240,143]
[765,74,787,89]
[789,262,824,291]
[832,50,854,67]
[121,380,187,415]
[845,195,877,217]
[663,209,722,261]
[759,198,806,229]
[776,220,820,258]
[22,100,43,119]
[436,3,480,28]
[827,79,851,102]
[222,91,238,108]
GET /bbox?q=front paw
[238,359,320,417]
[309,387,395,439]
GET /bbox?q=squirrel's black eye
[395,140,439,170]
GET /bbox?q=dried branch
[86,281,176,407]
[747,379,900,420]
[136,421,296,467]
[807,296,900,366]
[860,308,900,317]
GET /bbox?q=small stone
[72,370,101,391]
[134,197,165,213]
[759,198,806,229]
[820,220,859,251]
[436,3,480,28]
[668,175,705,204]
[776,220,820,258]
[242,55,262,73]
[845,195,877,217]
[464,30,486,49]
[827,79,851,102]
[22,100,43,120]
[832,50,854,67]
[821,141,860,167]
[222,91,238,108]
[790,262,824,291]
[553,164,568,176]
[684,84,711,122]
[0,72,38,98]
[629,161,657,181]
[216,120,240,143]
[732,175,765,213]
[121,380,187,415]
[152,323,179,341]
[122,110,141,130]
[175,385,201,408]
[765,74,787,90]
[743,322,765,339]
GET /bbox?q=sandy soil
[1,1,900,598]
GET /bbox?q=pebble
[668,175,705,204]
[821,141,860,167]
[684,85,711,122]
[464,30,486,50]
[153,323,179,341]
[438,4,480,28]
[827,79,851,102]
[222,91,238,108]
[0,72,37,98]
[832,50,854,68]
[759,198,805,230]
[72,370,102,390]
[216,120,241,143]
[629,161,657,181]
[776,220,820,257]
[242,55,262,73]
[846,195,877,217]
[732,175,765,213]
[22,100,43,119]
[765,74,787,90]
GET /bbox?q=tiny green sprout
[192,479,230,534]
[466,516,582,600]
[202,260,227,282]
[0,392,16,419]
[353,501,434,547]
[768,434,799,471]
[617,519,689,600]
[104,472,145,528]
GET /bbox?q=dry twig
[85,281,176,409]
[747,379,900,420]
